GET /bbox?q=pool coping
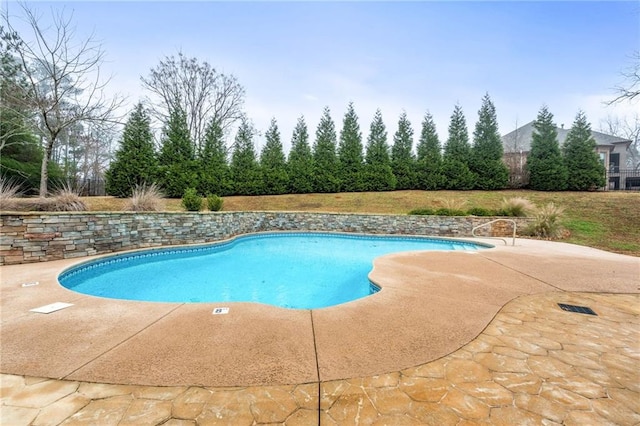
[57,231,491,309]
[1,236,638,387]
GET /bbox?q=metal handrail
[471,219,517,246]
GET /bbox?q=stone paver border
[2,292,638,425]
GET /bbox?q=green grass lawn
[84,190,640,256]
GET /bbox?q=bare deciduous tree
[608,51,640,105]
[141,52,245,152]
[79,123,116,183]
[2,4,123,196]
[600,114,640,170]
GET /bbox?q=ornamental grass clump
[498,197,535,217]
[126,183,164,212]
[429,198,468,216]
[0,177,23,211]
[440,198,468,211]
[49,184,87,211]
[526,202,565,238]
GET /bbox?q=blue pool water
[59,233,486,309]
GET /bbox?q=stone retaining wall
[0,212,531,265]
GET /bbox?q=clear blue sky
[8,1,640,152]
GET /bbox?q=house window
[610,153,620,173]
[599,152,606,165]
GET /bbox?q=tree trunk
[39,138,54,197]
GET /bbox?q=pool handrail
[471,219,517,246]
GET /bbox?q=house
[501,121,638,190]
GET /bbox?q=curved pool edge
[2,238,637,387]
[56,231,493,309]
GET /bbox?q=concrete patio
[1,238,638,424]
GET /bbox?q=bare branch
[607,51,640,105]
[599,113,640,169]
[141,51,245,153]
[2,2,124,196]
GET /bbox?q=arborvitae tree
[364,109,396,191]
[416,112,444,190]
[287,116,315,194]
[527,106,568,191]
[444,104,472,164]
[563,111,605,190]
[442,105,476,190]
[230,118,263,195]
[391,111,417,190]
[260,118,289,195]
[197,119,231,196]
[441,159,476,190]
[157,106,197,197]
[106,103,159,197]
[337,102,365,192]
[471,94,509,190]
[312,107,340,193]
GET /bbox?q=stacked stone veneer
[0,212,531,265]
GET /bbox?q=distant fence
[607,169,640,191]
[74,179,106,196]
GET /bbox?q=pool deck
[1,237,639,424]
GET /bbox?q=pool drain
[558,303,597,316]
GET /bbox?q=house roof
[501,121,632,153]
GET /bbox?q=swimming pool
[59,232,487,309]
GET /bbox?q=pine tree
[364,109,396,191]
[563,111,605,190]
[527,106,568,191]
[471,94,509,190]
[106,103,159,197]
[287,116,315,194]
[442,104,475,190]
[157,106,197,197]
[260,118,289,194]
[197,119,231,196]
[337,102,365,192]
[312,107,340,193]
[230,118,263,195]
[391,111,417,189]
[416,112,444,190]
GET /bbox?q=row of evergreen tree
[527,107,605,191]
[106,94,511,197]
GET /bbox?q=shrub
[435,208,468,216]
[126,183,164,212]
[0,177,23,211]
[525,202,565,238]
[467,207,496,216]
[182,188,202,211]
[47,184,87,211]
[498,197,534,217]
[207,194,224,211]
[408,208,435,215]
